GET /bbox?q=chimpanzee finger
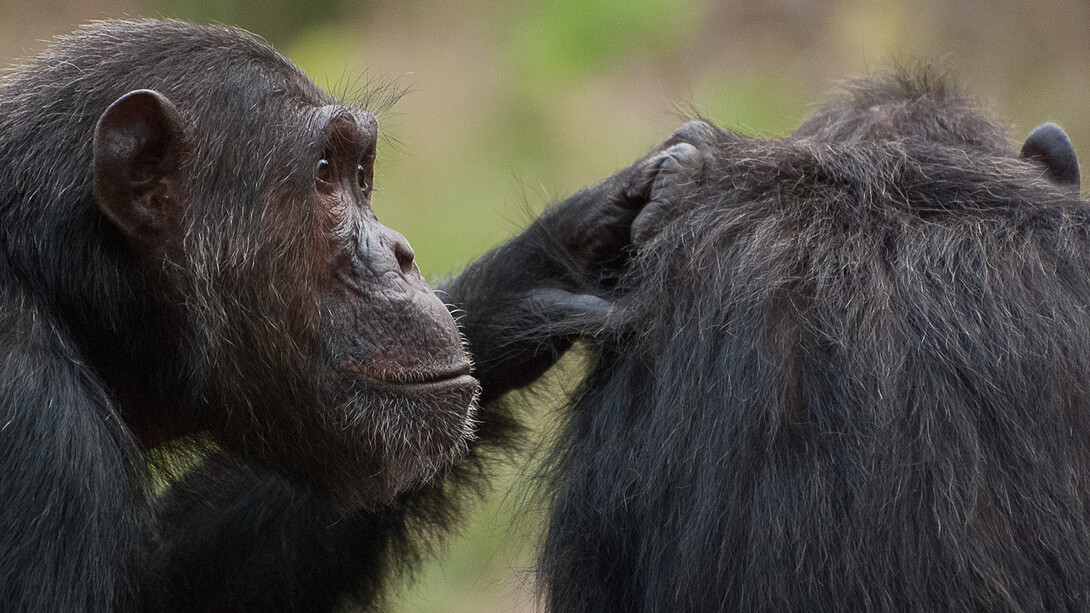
[631,142,704,245]
[659,119,719,151]
[522,287,612,335]
[619,120,716,206]
[474,288,611,392]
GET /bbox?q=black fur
[540,69,1090,612]
[0,19,681,612]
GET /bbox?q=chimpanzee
[0,19,698,612]
[539,69,1088,611]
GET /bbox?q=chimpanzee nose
[368,222,419,281]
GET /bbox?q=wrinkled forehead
[305,105,376,140]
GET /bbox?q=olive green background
[2,1,1087,610]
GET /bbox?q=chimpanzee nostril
[393,238,416,275]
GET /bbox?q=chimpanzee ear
[93,89,186,250]
[1021,122,1080,189]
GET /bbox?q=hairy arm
[444,130,708,403]
[0,284,144,613]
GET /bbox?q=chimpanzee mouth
[342,363,478,393]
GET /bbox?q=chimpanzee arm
[0,288,144,613]
[437,193,624,405]
[443,124,710,403]
[144,428,524,612]
[141,455,394,612]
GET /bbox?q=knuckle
[673,120,716,143]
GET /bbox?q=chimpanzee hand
[443,121,715,402]
[556,120,715,270]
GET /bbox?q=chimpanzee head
[5,20,478,507]
[539,68,1086,610]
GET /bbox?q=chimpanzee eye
[357,164,371,193]
[316,158,333,184]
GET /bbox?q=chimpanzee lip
[342,363,477,391]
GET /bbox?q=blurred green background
[2,1,1087,611]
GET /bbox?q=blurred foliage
[507,0,698,84]
[143,0,348,45]
[2,0,1088,611]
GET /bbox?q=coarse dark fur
[540,69,1090,611]
[0,19,684,612]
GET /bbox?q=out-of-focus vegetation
[3,1,1087,611]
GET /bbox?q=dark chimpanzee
[0,19,697,612]
[539,69,1089,611]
